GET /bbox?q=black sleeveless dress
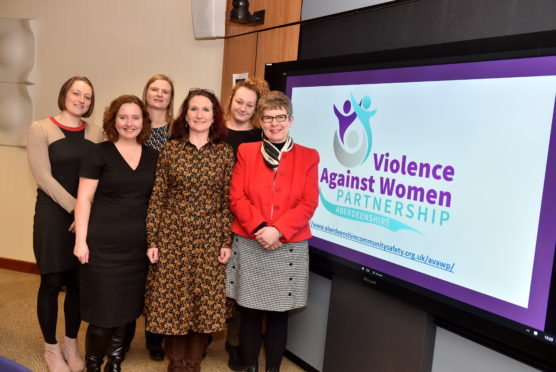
[32,122,97,274]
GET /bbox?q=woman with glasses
[226,91,319,372]
[144,88,234,372]
[223,77,269,371]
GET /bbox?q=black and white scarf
[261,134,294,171]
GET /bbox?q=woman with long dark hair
[144,88,234,372]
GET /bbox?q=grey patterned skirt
[226,234,309,312]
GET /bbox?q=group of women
[27,74,319,372]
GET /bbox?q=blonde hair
[142,74,175,134]
[225,77,270,128]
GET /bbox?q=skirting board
[0,257,39,274]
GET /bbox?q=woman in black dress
[73,95,158,372]
[27,76,103,372]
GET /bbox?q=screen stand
[323,275,436,372]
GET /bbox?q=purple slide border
[286,56,556,329]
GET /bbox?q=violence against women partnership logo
[322,92,421,233]
[320,92,452,233]
[333,92,377,167]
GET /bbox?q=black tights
[37,268,81,344]
[239,306,288,370]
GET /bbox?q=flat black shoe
[148,348,165,361]
[225,342,247,371]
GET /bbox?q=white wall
[0,0,224,263]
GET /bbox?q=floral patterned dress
[144,138,234,335]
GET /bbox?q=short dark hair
[103,95,152,144]
[57,76,95,118]
[171,89,227,143]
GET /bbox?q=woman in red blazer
[226,91,319,372]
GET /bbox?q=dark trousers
[145,330,165,351]
[123,320,164,351]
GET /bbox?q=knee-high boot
[104,324,127,372]
[85,326,111,372]
[123,320,136,355]
[184,333,208,372]
[165,335,187,372]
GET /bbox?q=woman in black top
[74,95,158,372]
[27,76,103,372]
[224,78,269,157]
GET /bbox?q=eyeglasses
[188,88,215,95]
[260,114,290,123]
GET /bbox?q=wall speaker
[191,0,226,39]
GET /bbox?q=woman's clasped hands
[255,226,283,251]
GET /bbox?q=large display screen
[282,54,556,357]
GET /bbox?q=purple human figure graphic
[333,99,357,144]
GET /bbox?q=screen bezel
[265,31,556,370]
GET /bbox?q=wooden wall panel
[226,0,302,37]
[255,24,300,77]
[220,32,258,107]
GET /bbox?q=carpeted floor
[0,268,304,371]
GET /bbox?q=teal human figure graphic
[349,92,377,163]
